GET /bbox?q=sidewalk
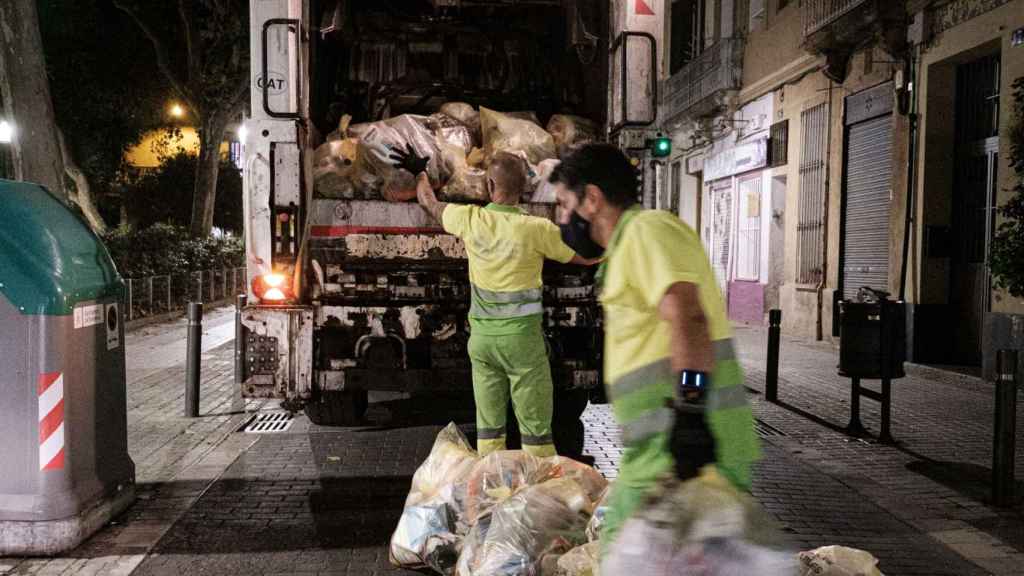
[733,324,1024,575]
[0,306,269,576]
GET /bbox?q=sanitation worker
[396,147,594,457]
[548,143,760,554]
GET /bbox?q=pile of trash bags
[313,104,597,204]
[390,424,887,576]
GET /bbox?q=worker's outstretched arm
[659,282,714,373]
[416,172,449,223]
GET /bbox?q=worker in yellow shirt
[396,149,594,457]
[549,144,760,556]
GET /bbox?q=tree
[989,76,1024,299]
[113,0,249,238]
[123,151,244,234]
[38,0,169,228]
[0,0,106,232]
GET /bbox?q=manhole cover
[243,412,294,434]
[754,419,786,438]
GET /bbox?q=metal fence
[124,267,247,322]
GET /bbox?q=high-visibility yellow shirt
[601,207,731,385]
[599,206,757,492]
[442,202,575,334]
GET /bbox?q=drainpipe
[899,46,920,302]
[817,79,833,342]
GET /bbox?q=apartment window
[769,119,789,167]
[670,0,707,74]
[797,103,827,284]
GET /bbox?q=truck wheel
[304,390,369,426]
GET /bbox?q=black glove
[388,143,430,175]
[669,370,716,481]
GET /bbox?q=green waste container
[0,180,135,555]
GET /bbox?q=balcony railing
[802,0,872,38]
[660,38,743,124]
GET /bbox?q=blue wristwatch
[678,370,710,404]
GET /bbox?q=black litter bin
[837,288,906,443]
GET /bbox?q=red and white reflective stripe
[38,372,65,471]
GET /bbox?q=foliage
[122,151,243,233]
[38,0,168,208]
[989,77,1024,298]
[104,223,243,279]
[113,0,250,237]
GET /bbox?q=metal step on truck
[241,0,659,459]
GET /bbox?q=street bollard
[234,294,247,387]
[184,302,203,417]
[993,349,1018,507]
[766,309,782,402]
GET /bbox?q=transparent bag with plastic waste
[797,546,885,576]
[531,159,561,203]
[439,143,488,203]
[600,466,796,576]
[439,102,481,146]
[456,478,594,576]
[349,114,449,196]
[547,115,597,158]
[463,450,550,528]
[584,487,609,543]
[480,107,557,166]
[390,423,479,573]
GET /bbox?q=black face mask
[559,211,604,259]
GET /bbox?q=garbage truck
[241,0,660,457]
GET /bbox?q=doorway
[950,53,1000,365]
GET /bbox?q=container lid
[0,180,122,315]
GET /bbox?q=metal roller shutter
[842,114,893,300]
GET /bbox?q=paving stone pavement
[1,307,268,576]
[4,314,1023,575]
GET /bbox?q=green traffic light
[649,136,672,157]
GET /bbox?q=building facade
[652,0,1024,374]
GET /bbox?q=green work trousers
[467,320,556,457]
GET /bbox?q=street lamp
[169,103,185,118]
[0,120,13,144]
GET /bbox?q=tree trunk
[0,0,66,194]
[57,127,107,234]
[190,114,229,238]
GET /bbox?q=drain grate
[754,418,786,438]
[243,412,294,434]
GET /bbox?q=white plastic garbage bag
[456,478,594,576]
[600,467,795,576]
[797,546,885,576]
[531,159,561,203]
[390,423,479,572]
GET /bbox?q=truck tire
[304,390,369,426]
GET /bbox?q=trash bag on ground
[797,546,884,576]
[600,466,796,576]
[480,107,557,166]
[531,159,561,203]
[555,541,600,576]
[456,478,594,576]
[547,115,597,158]
[440,102,481,146]
[539,456,608,507]
[390,423,480,573]
[584,487,608,543]
[463,450,551,527]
